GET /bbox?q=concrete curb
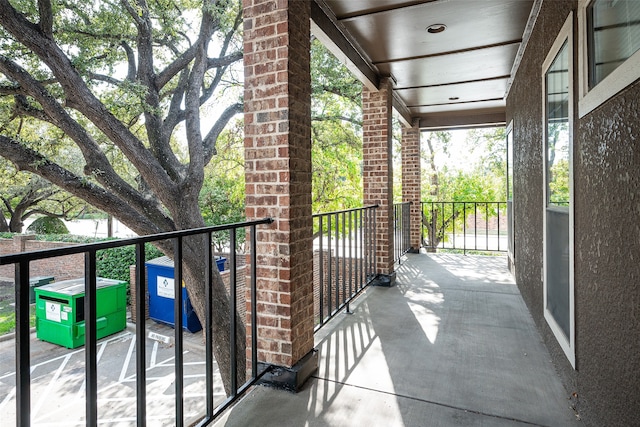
[0,326,36,343]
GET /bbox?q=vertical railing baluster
[472,203,476,251]
[364,208,370,281]
[251,225,258,378]
[335,213,340,312]
[356,209,365,290]
[463,203,467,255]
[497,203,502,251]
[486,203,489,251]
[341,211,346,310]
[204,233,214,418]
[173,238,184,426]
[230,229,238,396]
[135,243,146,427]
[318,216,324,326]
[453,202,457,250]
[85,251,98,427]
[441,202,445,250]
[373,208,378,280]
[327,214,332,320]
[348,211,353,299]
[15,261,30,427]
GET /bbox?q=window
[579,0,640,116]
[542,14,575,368]
[546,41,571,207]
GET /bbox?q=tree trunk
[180,237,247,395]
[161,204,247,396]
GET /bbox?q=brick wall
[243,0,314,368]
[313,250,366,325]
[401,124,422,251]
[363,78,395,275]
[0,235,84,282]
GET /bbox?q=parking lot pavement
[0,321,224,426]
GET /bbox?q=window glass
[588,0,640,88]
[546,42,570,207]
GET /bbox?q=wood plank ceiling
[312,0,536,129]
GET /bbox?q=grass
[0,307,36,336]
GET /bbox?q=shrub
[26,217,69,234]
[96,243,164,283]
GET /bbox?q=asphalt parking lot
[0,321,222,426]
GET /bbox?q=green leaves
[310,38,363,213]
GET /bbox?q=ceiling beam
[392,92,413,128]
[418,112,506,130]
[372,40,523,65]
[311,0,380,92]
[335,1,437,20]
[395,75,511,91]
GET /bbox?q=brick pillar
[402,123,422,252]
[363,78,395,280]
[243,0,317,389]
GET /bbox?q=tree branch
[37,0,53,38]
[0,57,175,230]
[203,102,242,165]
[87,72,123,86]
[0,0,180,202]
[121,41,137,81]
[0,135,173,236]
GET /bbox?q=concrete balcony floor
[214,253,581,426]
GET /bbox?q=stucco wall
[506,1,640,425]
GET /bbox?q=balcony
[1,209,579,425]
[213,253,580,426]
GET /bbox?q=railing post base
[257,348,319,393]
[370,272,396,287]
[344,303,354,315]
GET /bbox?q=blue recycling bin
[146,256,202,333]
[215,256,226,272]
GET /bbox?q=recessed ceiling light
[426,24,447,34]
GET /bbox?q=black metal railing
[312,205,378,331]
[394,202,411,263]
[421,201,507,254]
[0,218,273,427]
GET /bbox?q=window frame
[578,0,640,117]
[542,13,576,368]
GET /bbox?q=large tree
[0,166,85,233]
[0,0,244,392]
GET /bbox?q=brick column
[243,0,317,390]
[402,123,422,252]
[363,78,395,281]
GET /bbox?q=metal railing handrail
[421,201,507,254]
[0,218,272,264]
[312,205,378,331]
[1,217,273,427]
[394,202,411,264]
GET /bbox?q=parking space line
[32,353,72,418]
[119,335,136,382]
[76,339,110,399]
[0,386,15,412]
[150,340,159,367]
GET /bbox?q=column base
[258,348,319,392]
[408,247,420,254]
[371,272,396,287]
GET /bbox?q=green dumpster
[29,276,55,304]
[34,277,127,349]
